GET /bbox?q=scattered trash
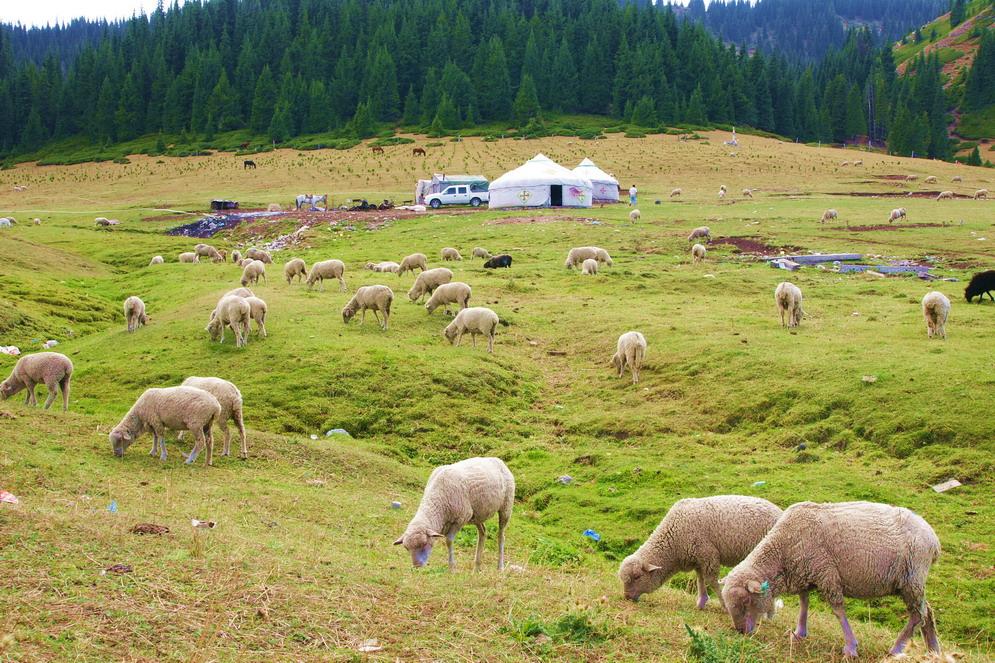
[390,501,402,509]
[769,258,801,271]
[42,340,58,349]
[557,475,573,485]
[0,490,19,505]
[130,523,170,535]
[851,311,860,316]
[305,478,326,487]
[794,443,807,452]
[839,264,932,276]
[582,529,601,542]
[862,375,878,384]
[752,481,767,488]
[102,564,133,575]
[191,519,217,529]
[932,479,962,493]
[780,253,862,265]
[356,639,383,653]
[309,434,318,440]
[325,428,351,437]
[107,500,118,514]
[0,346,20,356]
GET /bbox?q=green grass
[0,133,992,661]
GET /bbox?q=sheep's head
[341,304,356,324]
[206,318,223,341]
[407,287,421,302]
[720,574,774,635]
[0,378,19,400]
[443,322,458,344]
[617,554,666,602]
[109,427,134,457]
[394,527,445,567]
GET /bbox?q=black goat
[483,254,512,269]
[965,270,995,303]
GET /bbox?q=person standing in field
[629,184,637,206]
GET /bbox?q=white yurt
[488,154,593,209]
[572,158,619,203]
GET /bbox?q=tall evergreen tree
[249,65,276,133]
[513,74,541,125]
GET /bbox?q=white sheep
[0,218,13,228]
[394,457,515,571]
[853,160,863,166]
[443,307,499,353]
[206,295,251,347]
[839,161,851,167]
[564,246,613,269]
[284,258,308,284]
[231,250,242,264]
[922,291,950,340]
[936,190,954,201]
[820,209,838,223]
[889,207,907,223]
[687,226,711,242]
[924,176,938,184]
[245,248,272,264]
[670,188,682,198]
[0,351,73,411]
[718,189,726,200]
[719,184,727,193]
[581,258,599,275]
[178,252,199,263]
[610,331,646,384]
[408,267,453,302]
[109,386,221,466]
[224,287,254,299]
[240,259,266,287]
[629,209,641,222]
[398,252,429,275]
[951,175,963,182]
[775,282,804,328]
[342,285,394,330]
[149,256,164,266]
[441,247,463,261]
[245,296,268,337]
[366,261,401,273]
[691,243,706,263]
[306,259,347,292]
[975,189,988,200]
[425,282,471,315]
[32,218,41,225]
[721,501,941,658]
[906,174,919,182]
[472,247,491,260]
[742,188,753,198]
[123,296,149,333]
[619,496,782,607]
[194,243,226,263]
[179,377,247,459]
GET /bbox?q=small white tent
[488,154,593,209]
[573,158,619,203]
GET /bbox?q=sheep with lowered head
[0,352,73,411]
[178,252,199,263]
[975,189,988,200]
[924,176,938,184]
[179,377,247,459]
[820,209,838,223]
[425,282,471,315]
[691,243,707,263]
[245,248,272,264]
[284,258,308,284]
[231,250,242,264]
[565,246,613,269]
[610,331,647,384]
[123,296,149,333]
[619,496,782,607]
[109,386,221,466]
[408,267,453,302]
[721,501,941,658]
[398,252,428,275]
[889,207,907,223]
[194,243,225,263]
[443,306,499,353]
[472,247,491,260]
[306,259,347,292]
[687,226,711,242]
[206,295,251,347]
[670,188,682,198]
[441,247,463,261]
[149,255,164,266]
[952,175,963,182]
[964,270,995,303]
[342,285,393,330]
[629,209,641,222]
[742,188,753,198]
[240,259,266,287]
[922,291,950,340]
[936,190,954,201]
[581,258,599,275]
[775,282,804,328]
[367,261,400,273]
[394,457,515,571]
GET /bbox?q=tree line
[0,0,953,159]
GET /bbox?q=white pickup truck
[425,184,489,208]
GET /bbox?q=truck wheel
[430,199,442,209]
[470,198,481,207]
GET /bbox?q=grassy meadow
[0,132,993,662]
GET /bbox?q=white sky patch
[4,1,183,27]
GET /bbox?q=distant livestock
[820,209,838,223]
[629,209,641,222]
[240,260,266,287]
[610,331,647,384]
[922,291,950,340]
[425,282,471,315]
[195,243,225,263]
[398,253,428,275]
[889,208,907,223]
[581,258,599,275]
[367,261,401,273]
[178,252,199,263]
[565,247,612,269]
[123,296,149,333]
[149,256,164,266]
[687,226,711,242]
[691,244,706,263]
[742,188,753,198]
[441,247,463,261]
[207,295,251,347]
[775,282,804,328]
[179,376,247,459]
[408,268,453,301]
[975,189,988,199]
[670,188,682,198]
[483,254,512,269]
[936,191,954,201]
[245,248,272,264]
[924,176,938,184]
[472,247,491,260]
[964,270,995,303]
[283,258,308,284]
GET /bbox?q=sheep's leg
[233,407,248,459]
[204,424,214,467]
[487,331,494,354]
[220,419,231,456]
[921,601,940,652]
[471,332,477,348]
[185,429,204,465]
[42,380,59,409]
[446,534,457,571]
[60,375,71,412]
[360,309,366,326]
[890,610,921,655]
[24,381,36,406]
[338,277,347,292]
[381,307,389,330]
[149,431,159,457]
[793,590,809,639]
[497,510,508,570]
[694,572,709,609]
[831,604,859,658]
[258,317,267,337]
[371,310,381,327]
[474,523,486,571]
[455,330,464,347]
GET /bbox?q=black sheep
[483,254,512,269]
[965,270,995,303]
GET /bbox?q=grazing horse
[412,147,426,157]
[372,146,385,154]
[243,160,257,170]
[239,141,251,149]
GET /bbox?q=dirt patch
[712,236,802,255]
[828,223,946,232]
[875,174,914,181]
[484,215,599,226]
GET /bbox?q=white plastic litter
[0,346,20,356]
[356,639,383,653]
[931,479,962,493]
[43,340,58,349]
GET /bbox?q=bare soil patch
[711,236,802,255]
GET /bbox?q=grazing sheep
[240,259,266,287]
[889,207,907,223]
[924,176,938,184]
[283,258,308,284]
[0,352,73,411]
[922,291,950,340]
[149,256,164,266]
[820,209,838,223]
[425,282,472,315]
[691,243,706,263]
[443,307,499,353]
[95,217,115,226]
[718,189,726,200]
[306,259,347,292]
[721,501,941,658]
[366,261,401,273]
[342,285,394,330]
[33,218,41,225]
[179,377,247,459]
[629,209,641,222]
[0,218,12,228]
[687,226,711,243]
[581,258,599,275]
[936,190,954,201]
[610,331,647,384]
[670,188,682,198]
[398,252,429,275]
[238,258,254,267]
[178,252,199,263]
[619,496,782,607]
[483,254,512,269]
[853,160,863,166]
[206,295,251,347]
[719,184,727,193]
[975,189,988,200]
[952,175,963,182]
[123,296,149,333]
[472,247,491,260]
[194,243,225,263]
[231,250,242,264]
[245,248,272,264]
[441,247,463,261]
[394,457,515,571]
[224,287,254,299]
[839,161,851,167]
[109,386,221,466]
[565,246,613,269]
[245,296,268,337]
[964,270,995,303]
[742,188,753,198]
[407,267,453,302]
[906,174,919,182]
[775,282,804,328]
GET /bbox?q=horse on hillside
[243,160,257,169]
[412,147,426,157]
[371,146,385,154]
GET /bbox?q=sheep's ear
[393,536,404,546]
[747,580,764,594]
[644,564,662,573]
[428,531,444,538]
